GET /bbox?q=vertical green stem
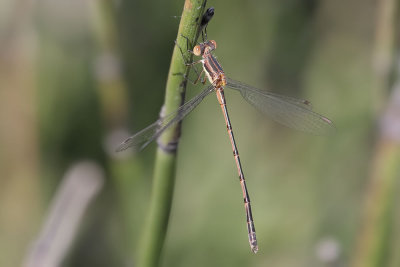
[137,1,206,266]
[351,142,400,267]
[351,0,399,266]
[372,0,397,113]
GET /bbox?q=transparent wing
[226,77,335,135]
[116,85,214,152]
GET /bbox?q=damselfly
[117,40,334,253]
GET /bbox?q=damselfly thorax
[193,40,226,85]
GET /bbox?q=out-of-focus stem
[351,81,400,267]
[351,0,400,266]
[372,0,397,113]
[88,0,129,128]
[351,141,400,267]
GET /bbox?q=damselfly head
[193,40,217,56]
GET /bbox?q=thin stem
[350,0,400,265]
[137,1,207,267]
[351,141,400,267]
[372,0,397,113]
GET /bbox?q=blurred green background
[1,0,399,266]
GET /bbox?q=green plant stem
[137,1,206,266]
[350,0,399,266]
[351,141,400,267]
[372,0,397,113]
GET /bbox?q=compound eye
[210,40,217,49]
[193,45,201,56]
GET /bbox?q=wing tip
[317,117,336,136]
